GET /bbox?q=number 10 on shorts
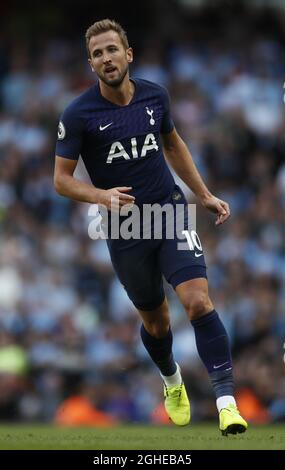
[179,230,203,254]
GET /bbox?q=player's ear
[126,47,133,64]
[88,59,95,72]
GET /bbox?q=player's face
[88,31,133,87]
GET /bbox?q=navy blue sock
[140,324,177,376]
[191,309,234,398]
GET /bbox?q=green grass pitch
[0,423,285,450]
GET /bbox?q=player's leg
[174,276,247,435]
[138,297,177,378]
[107,238,190,425]
[158,185,247,433]
[138,298,190,426]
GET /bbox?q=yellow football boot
[219,404,248,436]
[163,382,190,426]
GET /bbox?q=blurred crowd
[0,3,285,425]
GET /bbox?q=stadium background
[0,0,284,427]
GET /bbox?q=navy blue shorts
[106,185,207,311]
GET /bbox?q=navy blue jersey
[55,78,176,205]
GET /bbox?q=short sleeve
[160,86,174,134]
[55,105,83,160]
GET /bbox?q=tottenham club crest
[146,107,155,125]
[57,121,66,140]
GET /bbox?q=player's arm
[161,128,230,225]
[54,156,135,210]
[54,155,102,203]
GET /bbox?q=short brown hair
[85,19,129,57]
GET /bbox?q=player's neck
[99,76,135,106]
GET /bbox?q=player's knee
[183,292,213,321]
[144,320,170,339]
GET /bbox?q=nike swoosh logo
[194,252,203,257]
[99,122,113,131]
[213,362,228,369]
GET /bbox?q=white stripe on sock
[160,362,182,387]
[216,395,236,413]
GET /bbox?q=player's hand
[200,195,230,226]
[98,186,135,212]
